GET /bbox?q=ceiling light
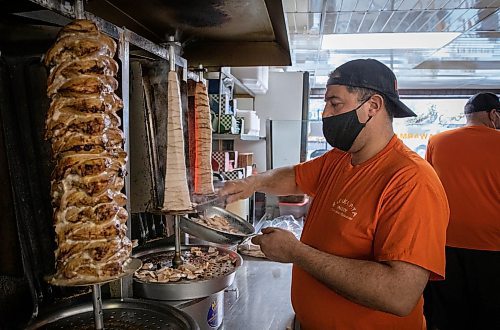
[315,76,329,85]
[321,32,460,50]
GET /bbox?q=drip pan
[26,298,199,330]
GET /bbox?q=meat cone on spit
[44,19,131,282]
[193,81,215,196]
[162,71,192,213]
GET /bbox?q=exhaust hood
[1,0,291,67]
[84,0,291,67]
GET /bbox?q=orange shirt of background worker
[291,136,449,330]
[426,126,500,250]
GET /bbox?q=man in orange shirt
[220,59,449,329]
[423,92,500,330]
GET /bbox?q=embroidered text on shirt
[331,198,358,221]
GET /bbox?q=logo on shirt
[331,198,358,221]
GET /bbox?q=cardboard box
[238,153,254,168]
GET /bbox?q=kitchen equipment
[45,258,142,287]
[164,291,225,330]
[26,298,199,329]
[44,258,142,329]
[194,195,227,213]
[180,207,255,245]
[133,244,242,300]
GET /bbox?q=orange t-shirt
[292,135,449,330]
[426,125,500,251]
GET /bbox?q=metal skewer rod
[168,36,176,72]
[172,215,183,268]
[74,0,84,19]
[91,284,104,330]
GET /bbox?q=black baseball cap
[327,59,416,118]
[464,92,500,114]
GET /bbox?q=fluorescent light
[315,76,329,85]
[321,32,460,50]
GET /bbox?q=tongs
[194,195,227,213]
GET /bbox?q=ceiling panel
[340,0,358,11]
[398,0,426,11]
[370,11,395,31]
[394,10,422,32]
[411,10,442,31]
[382,11,411,32]
[309,0,327,12]
[289,34,322,49]
[471,10,500,30]
[335,12,352,33]
[346,12,367,33]
[358,12,381,32]
[283,1,500,89]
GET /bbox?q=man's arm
[219,166,303,203]
[253,228,430,317]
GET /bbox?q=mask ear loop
[358,94,377,126]
[490,110,499,129]
[362,115,373,126]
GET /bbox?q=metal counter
[223,256,295,330]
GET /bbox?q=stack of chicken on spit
[44,20,131,281]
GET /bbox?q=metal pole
[92,284,104,330]
[118,28,132,299]
[197,64,204,81]
[173,215,183,268]
[74,0,84,19]
[168,36,176,72]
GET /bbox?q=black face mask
[322,100,372,152]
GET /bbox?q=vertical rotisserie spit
[44,20,131,281]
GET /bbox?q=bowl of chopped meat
[180,207,255,245]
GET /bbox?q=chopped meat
[193,214,246,235]
[134,247,237,283]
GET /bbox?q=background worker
[424,92,500,330]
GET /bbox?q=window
[306,97,467,160]
[394,98,466,158]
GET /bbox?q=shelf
[213,134,264,141]
[221,71,255,98]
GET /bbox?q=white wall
[235,71,305,172]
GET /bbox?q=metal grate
[27,299,197,330]
[39,309,182,329]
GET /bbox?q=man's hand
[218,177,256,203]
[251,227,301,263]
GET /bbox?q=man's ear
[488,109,498,121]
[367,94,384,116]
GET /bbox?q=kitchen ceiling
[281,0,500,91]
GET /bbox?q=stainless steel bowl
[133,244,243,300]
[180,206,255,245]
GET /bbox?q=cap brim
[388,96,417,118]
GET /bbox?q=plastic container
[279,197,309,219]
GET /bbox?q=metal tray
[26,298,199,329]
[133,245,243,300]
[45,258,142,286]
[181,207,255,245]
